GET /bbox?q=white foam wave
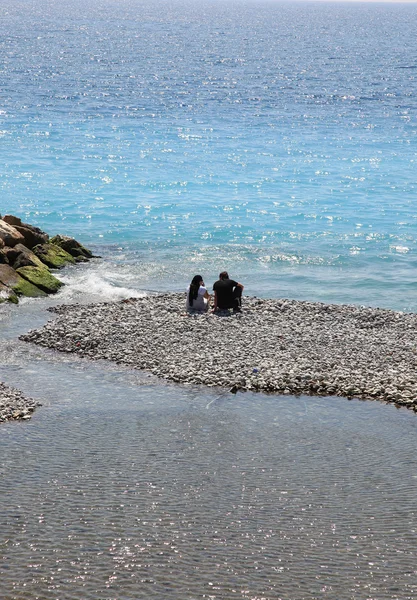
[58,270,146,302]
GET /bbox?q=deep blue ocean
[1,0,417,308]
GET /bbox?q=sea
[1,1,417,598]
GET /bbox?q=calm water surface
[1,301,417,599]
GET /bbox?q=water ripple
[1,353,417,599]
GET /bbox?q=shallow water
[1,299,417,599]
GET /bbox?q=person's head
[188,274,204,306]
[219,271,229,280]
[191,275,204,287]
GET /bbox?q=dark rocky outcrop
[16,266,63,294]
[0,264,47,298]
[2,215,49,249]
[2,246,20,264]
[50,235,94,260]
[12,225,49,249]
[1,215,22,227]
[0,220,25,247]
[33,243,76,269]
[10,244,46,270]
[0,214,96,304]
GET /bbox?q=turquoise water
[1,0,417,308]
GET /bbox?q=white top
[186,285,208,311]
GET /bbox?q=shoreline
[19,293,417,413]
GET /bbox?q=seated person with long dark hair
[186,274,211,311]
[212,271,244,313]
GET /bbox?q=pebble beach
[19,293,417,413]
[0,381,41,423]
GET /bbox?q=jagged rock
[73,254,90,263]
[2,215,49,247]
[0,221,25,247]
[0,282,18,304]
[12,225,49,249]
[2,215,23,227]
[33,243,76,269]
[2,246,21,265]
[0,249,8,264]
[16,266,63,294]
[0,264,47,297]
[10,243,46,270]
[0,238,4,248]
[50,234,93,259]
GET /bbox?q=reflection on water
[1,341,417,599]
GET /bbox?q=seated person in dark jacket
[212,271,244,313]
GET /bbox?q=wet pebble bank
[21,293,417,411]
[0,381,41,423]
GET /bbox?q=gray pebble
[18,293,417,413]
[0,382,41,423]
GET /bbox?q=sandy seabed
[18,293,417,413]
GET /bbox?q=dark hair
[219,271,229,280]
[189,275,203,306]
